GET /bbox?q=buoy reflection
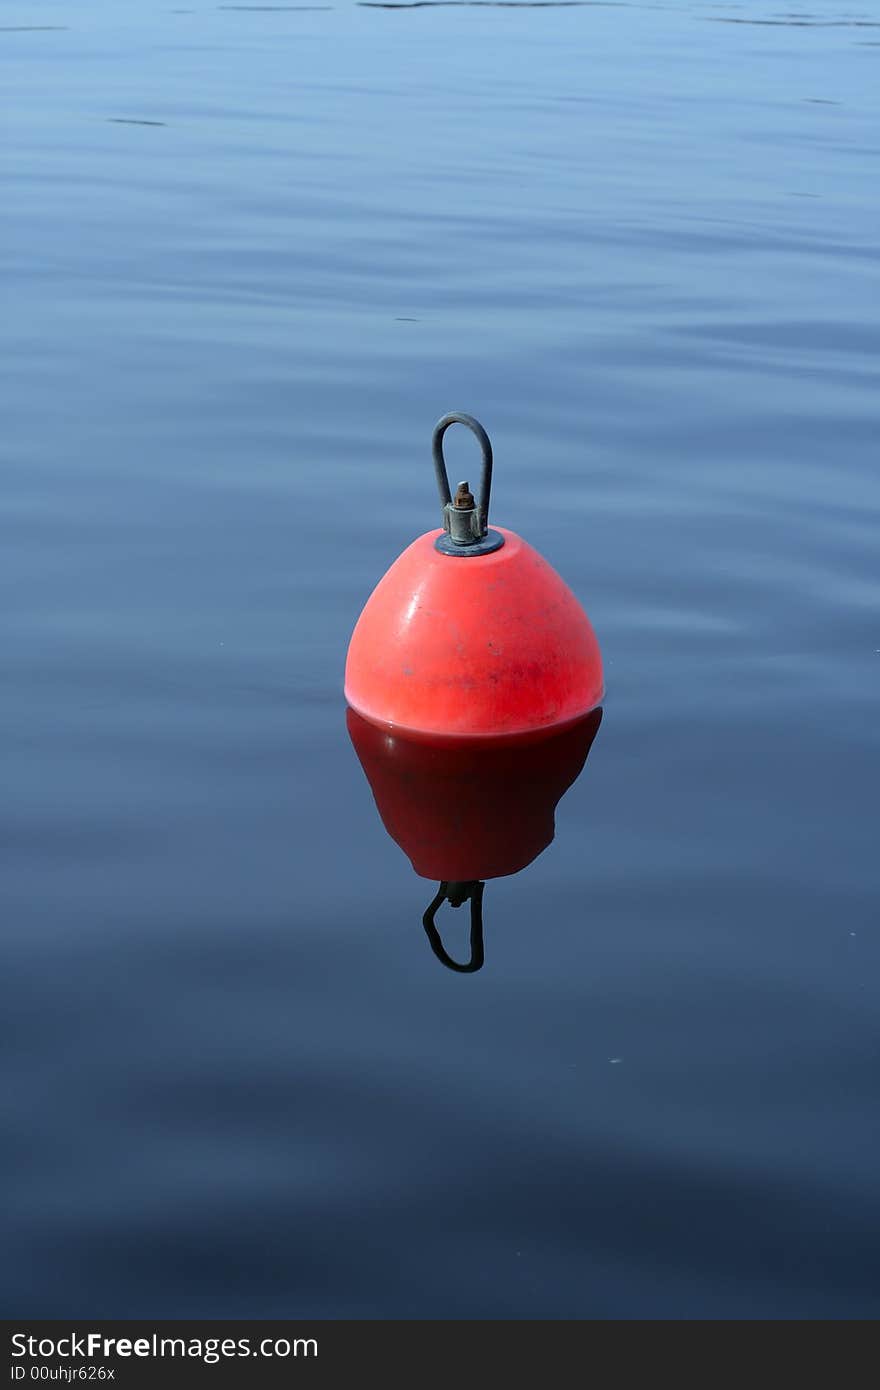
[347,707,602,973]
[422,881,485,974]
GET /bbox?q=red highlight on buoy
[344,413,603,741]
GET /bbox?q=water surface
[3,0,879,1318]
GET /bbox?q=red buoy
[345,413,603,741]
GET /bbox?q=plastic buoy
[344,413,603,742]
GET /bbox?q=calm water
[3,0,879,1319]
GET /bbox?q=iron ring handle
[432,412,494,538]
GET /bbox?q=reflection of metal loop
[432,413,493,537]
[422,881,485,974]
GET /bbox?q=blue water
[3,0,879,1318]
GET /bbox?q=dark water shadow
[708,16,880,26]
[107,118,168,127]
[218,5,333,10]
[359,2,623,9]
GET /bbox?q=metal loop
[432,413,493,537]
[422,881,485,974]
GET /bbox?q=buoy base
[344,699,604,748]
